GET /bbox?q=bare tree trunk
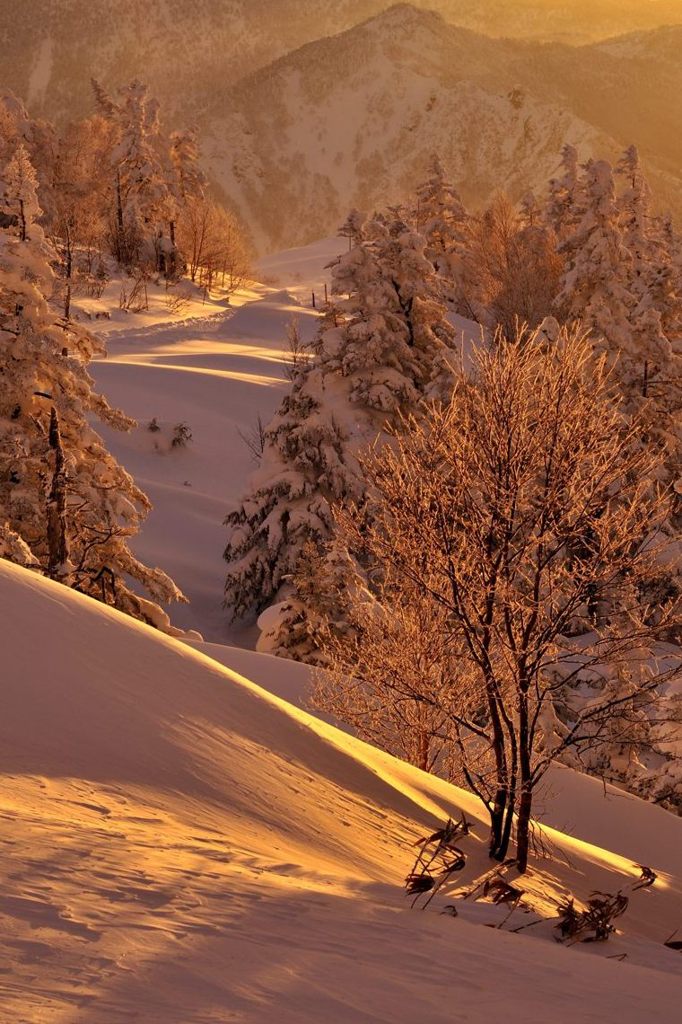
[487,674,510,859]
[115,171,125,263]
[116,172,124,232]
[489,798,506,860]
[516,787,533,873]
[516,691,533,872]
[497,762,517,862]
[64,223,72,322]
[47,407,69,579]
[417,730,430,773]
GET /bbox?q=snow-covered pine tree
[413,154,468,303]
[224,211,457,660]
[555,159,635,370]
[556,152,681,494]
[616,146,681,401]
[92,79,174,270]
[161,128,206,278]
[169,129,205,205]
[552,151,681,806]
[615,147,682,628]
[3,143,40,242]
[0,93,57,228]
[0,146,186,632]
[546,143,582,241]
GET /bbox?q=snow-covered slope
[205,6,682,252]
[5,0,682,124]
[6,4,682,255]
[0,0,388,122]
[86,268,329,641]
[0,558,680,1022]
[86,237,474,643]
[193,637,682,881]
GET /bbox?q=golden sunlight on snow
[0,561,680,1021]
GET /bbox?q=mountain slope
[0,1,369,121]
[205,6,682,251]
[4,1,682,123]
[0,559,680,1020]
[519,24,682,179]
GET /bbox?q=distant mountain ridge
[2,3,682,250]
[2,0,682,122]
[202,5,682,251]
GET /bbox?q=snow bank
[0,560,680,1021]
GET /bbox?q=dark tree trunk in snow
[47,407,69,579]
[516,787,533,874]
[63,223,73,321]
[18,198,26,242]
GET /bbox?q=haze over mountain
[4,0,682,122]
[203,6,682,250]
[3,2,682,252]
[437,0,682,43]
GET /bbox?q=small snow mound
[264,288,303,306]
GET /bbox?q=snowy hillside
[1,3,682,1018]
[82,240,341,641]
[6,4,682,255]
[439,0,682,43]
[1,557,680,1022]
[0,0,387,122]
[205,6,682,252]
[5,0,682,124]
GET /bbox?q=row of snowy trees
[0,129,186,631]
[226,147,681,655]
[0,79,254,634]
[224,210,458,656]
[0,83,251,295]
[223,147,681,829]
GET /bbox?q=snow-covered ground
[85,238,479,643]
[1,558,680,1022]
[85,242,340,641]
[4,240,678,1021]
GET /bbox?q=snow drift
[0,559,680,1022]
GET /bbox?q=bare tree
[314,324,680,872]
[177,196,251,293]
[237,415,267,464]
[312,567,456,773]
[284,316,311,382]
[459,193,563,338]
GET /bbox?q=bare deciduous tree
[313,324,680,872]
[284,316,311,382]
[177,196,252,293]
[312,566,455,772]
[459,193,563,338]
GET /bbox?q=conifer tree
[3,142,40,241]
[224,211,457,660]
[547,143,581,240]
[0,148,185,631]
[413,154,468,302]
[92,79,173,269]
[165,128,205,272]
[555,159,634,371]
[555,151,681,630]
[616,146,680,398]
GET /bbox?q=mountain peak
[364,2,446,33]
